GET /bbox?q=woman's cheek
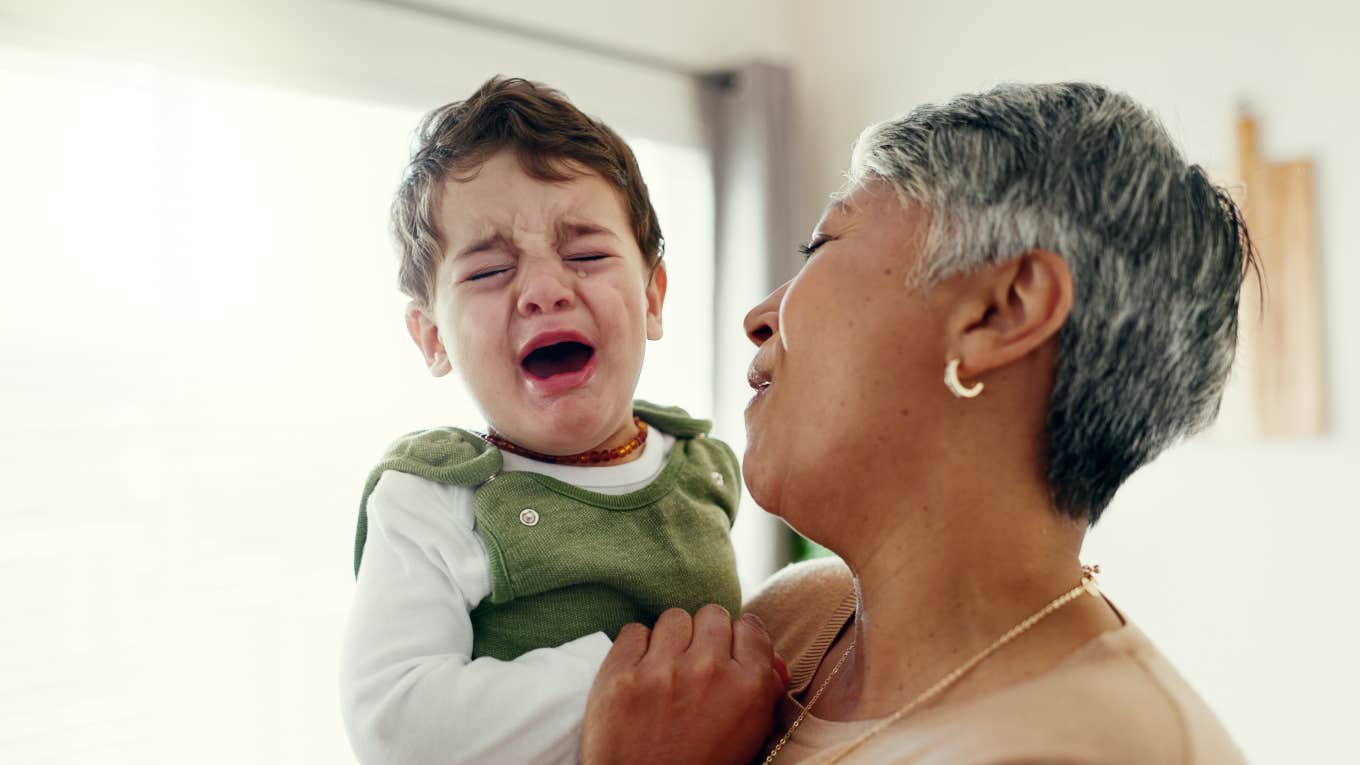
[776,289,792,352]
[780,254,832,350]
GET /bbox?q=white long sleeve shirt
[340,432,675,765]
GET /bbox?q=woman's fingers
[582,607,785,765]
[733,612,775,668]
[642,607,694,662]
[772,653,791,685]
[689,603,734,663]
[600,622,651,673]
[735,613,787,698]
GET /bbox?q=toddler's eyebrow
[557,221,619,244]
[452,222,616,259]
[454,232,510,260]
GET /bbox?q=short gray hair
[847,83,1257,524]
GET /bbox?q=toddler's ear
[406,301,453,377]
[645,262,668,341]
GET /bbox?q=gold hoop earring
[945,358,983,398]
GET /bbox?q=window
[0,44,715,763]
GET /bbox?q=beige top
[744,558,1245,765]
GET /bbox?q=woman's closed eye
[797,236,830,262]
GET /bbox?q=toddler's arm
[340,471,611,765]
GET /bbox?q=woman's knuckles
[679,657,725,684]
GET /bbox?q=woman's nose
[743,282,788,346]
[516,261,575,317]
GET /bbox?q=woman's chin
[741,466,785,520]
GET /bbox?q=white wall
[787,0,1358,432]
[785,1,1360,761]
[417,0,796,70]
[0,0,715,148]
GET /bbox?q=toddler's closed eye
[466,266,513,282]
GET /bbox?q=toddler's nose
[516,262,576,316]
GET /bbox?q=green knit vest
[353,401,743,661]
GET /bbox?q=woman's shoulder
[746,556,853,610]
[1065,624,1245,763]
[744,557,856,688]
[935,622,1246,764]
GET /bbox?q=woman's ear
[645,261,668,341]
[954,249,1074,377]
[405,301,453,377]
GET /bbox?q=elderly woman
[580,83,1252,764]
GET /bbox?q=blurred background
[1,1,1355,762]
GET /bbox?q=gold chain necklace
[763,565,1102,764]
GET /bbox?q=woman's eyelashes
[797,236,830,262]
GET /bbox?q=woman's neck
[813,482,1120,721]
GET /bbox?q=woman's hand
[580,605,788,765]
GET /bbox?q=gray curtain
[702,62,797,588]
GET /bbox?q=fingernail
[773,655,791,685]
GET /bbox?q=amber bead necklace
[480,417,648,465]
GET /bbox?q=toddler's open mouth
[521,341,595,380]
[517,331,599,395]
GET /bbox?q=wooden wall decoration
[1233,112,1327,437]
